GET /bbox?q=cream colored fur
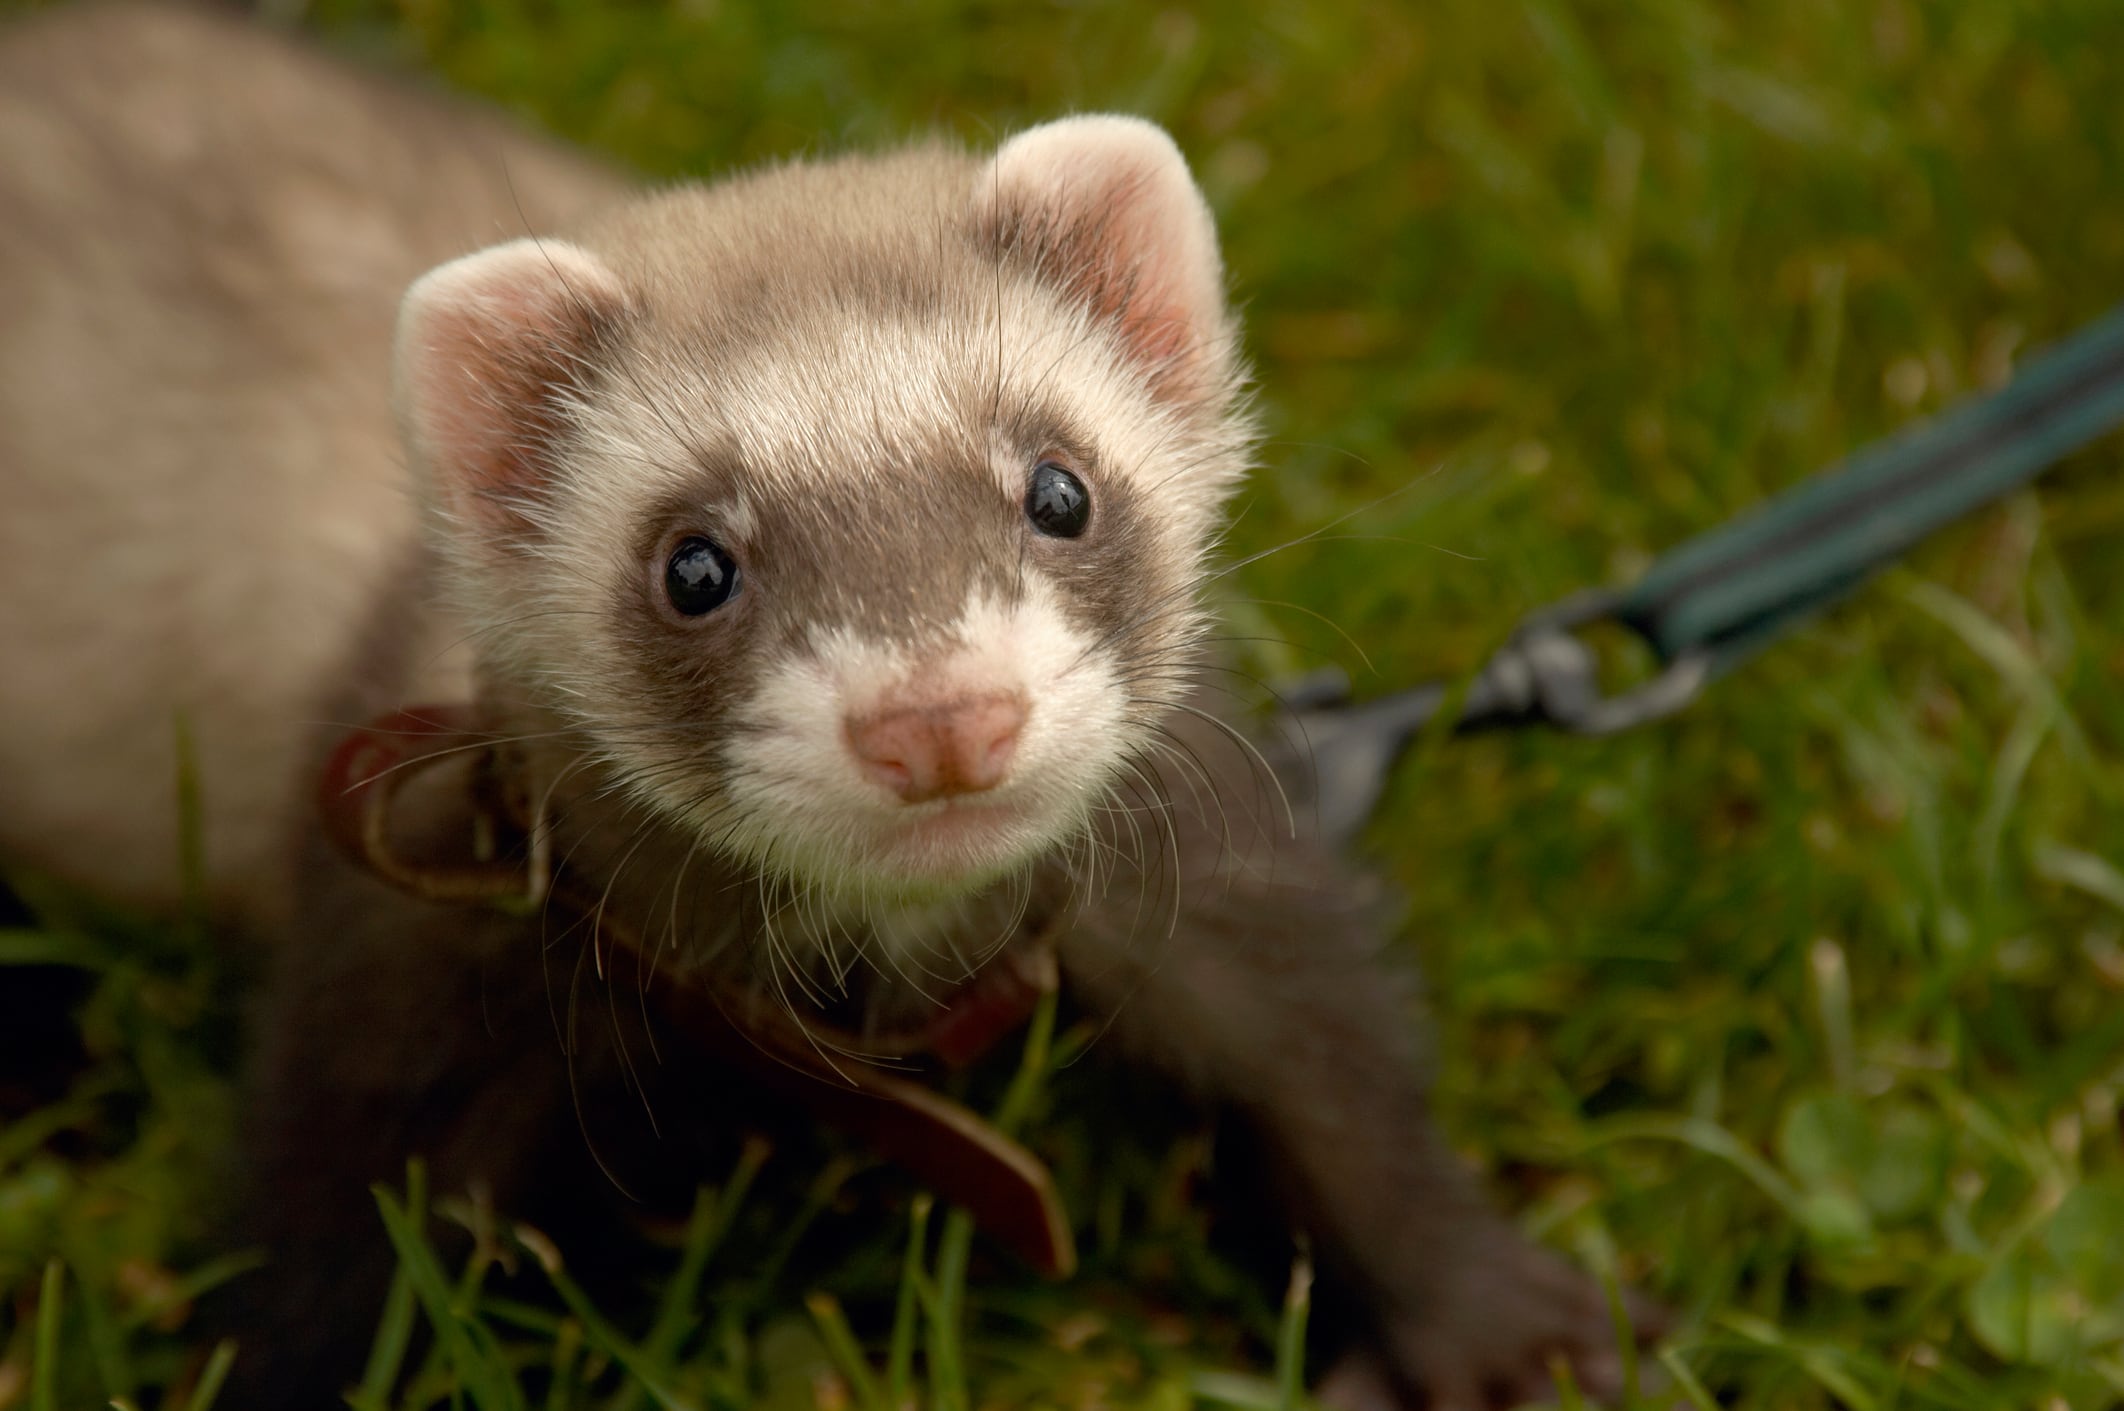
[391,121,1250,944]
[0,4,622,928]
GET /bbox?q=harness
[317,705,1076,1276]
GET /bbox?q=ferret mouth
[862,796,1044,887]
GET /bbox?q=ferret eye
[664,537,740,616]
[1025,460,1090,538]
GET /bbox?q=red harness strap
[317,705,1074,1277]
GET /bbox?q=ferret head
[394,117,1249,911]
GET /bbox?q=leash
[1295,302,2124,845]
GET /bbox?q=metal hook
[1282,589,1712,846]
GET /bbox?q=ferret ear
[394,238,633,537]
[974,115,1233,409]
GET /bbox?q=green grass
[8,0,2124,1405]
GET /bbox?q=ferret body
[0,3,622,930]
[0,7,1646,1407]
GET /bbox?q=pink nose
[846,692,1028,803]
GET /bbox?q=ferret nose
[846,692,1028,803]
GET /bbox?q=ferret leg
[222,863,584,1407]
[1060,863,1656,1410]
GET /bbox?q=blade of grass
[931,1211,973,1411]
[1597,1261,1639,1406]
[0,928,110,969]
[404,1195,512,1399]
[1807,935,1856,1095]
[1545,1352,1587,1410]
[886,1195,931,1408]
[910,983,1061,1411]
[1657,1348,1721,1411]
[1716,1311,1882,1410]
[1188,1371,1292,1409]
[609,1138,767,1411]
[908,1238,966,1411]
[32,1260,62,1411]
[1580,1113,1806,1214]
[543,1317,582,1411]
[1274,1251,1311,1411]
[351,1269,419,1411]
[749,1152,862,1297]
[480,1298,569,1338]
[805,1292,886,1411]
[118,1250,267,1334]
[2032,841,2124,914]
[0,1087,111,1169]
[179,1340,238,1411]
[69,1262,132,1404]
[372,1183,524,1411]
[991,986,1058,1140]
[512,1230,694,1411]
[357,1162,429,1409]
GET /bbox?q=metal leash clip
[1486,589,1712,738]
[1283,590,1709,846]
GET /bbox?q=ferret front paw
[1331,1230,1665,1410]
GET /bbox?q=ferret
[0,6,1652,1408]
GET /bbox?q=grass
[6,0,2124,1405]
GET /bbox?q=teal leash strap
[1614,303,2124,673]
[1291,301,2124,845]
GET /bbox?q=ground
[4,1,2124,1407]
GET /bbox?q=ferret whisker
[416,605,620,666]
[1159,702,1294,840]
[1109,761,1179,943]
[1056,577,1219,678]
[1106,770,1163,922]
[1063,822,1103,907]
[562,919,642,1202]
[1149,737,1248,880]
[1151,711,1282,859]
[1204,456,1456,575]
[1236,598,1379,678]
[758,933,863,1087]
[301,723,591,791]
[587,819,661,984]
[867,908,946,1011]
[1139,733,1237,860]
[1135,733,1220,839]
